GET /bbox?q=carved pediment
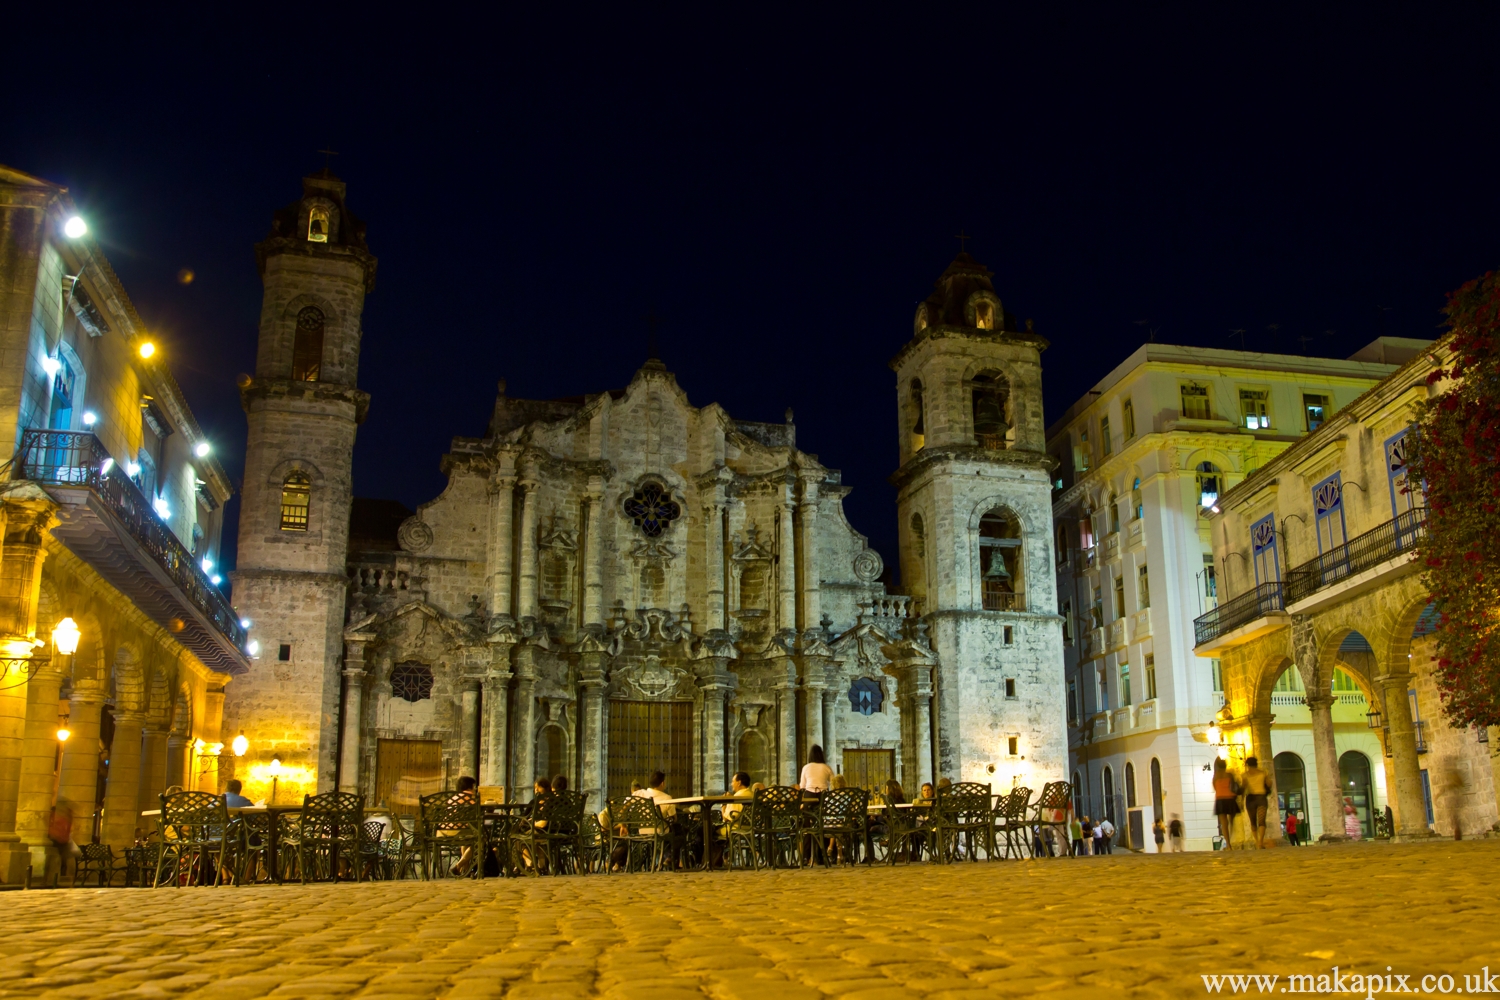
[539,512,577,551]
[610,655,695,701]
[732,524,772,562]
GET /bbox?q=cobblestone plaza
[3,841,1496,999]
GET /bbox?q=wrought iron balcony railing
[1283,506,1427,606]
[15,429,246,651]
[1193,581,1285,647]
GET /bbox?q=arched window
[292,306,325,382]
[280,471,311,531]
[969,370,1010,450]
[1132,477,1143,520]
[1196,462,1221,510]
[536,725,566,784]
[974,300,996,330]
[1149,757,1164,818]
[908,512,927,599]
[978,509,1023,611]
[1109,491,1121,533]
[910,378,925,437]
[1125,760,1137,807]
[308,206,330,243]
[1071,770,1083,816]
[1102,766,1117,825]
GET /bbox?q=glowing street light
[231,733,249,757]
[52,617,81,656]
[193,441,211,458]
[82,411,97,426]
[63,216,87,239]
[138,342,156,360]
[41,357,62,377]
[152,497,171,519]
[56,720,71,742]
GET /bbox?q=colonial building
[225,177,1068,811]
[1197,335,1500,842]
[1048,341,1415,849]
[0,165,245,883]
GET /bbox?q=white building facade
[1047,341,1419,849]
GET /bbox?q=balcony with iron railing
[1284,506,1427,607]
[15,429,248,672]
[1193,581,1286,649]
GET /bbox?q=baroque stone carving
[397,516,433,553]
[853,548,884,582]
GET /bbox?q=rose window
[622,482,681,538]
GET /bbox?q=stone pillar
[776,674,799,785]
[16,664,66,871]
[578,650,607,812]
[101,713,145,848]
[1305,692,1347,841]
[489,477,515,620]
[704,500,726,631]
[197,687,226,792]
[338,667,366,794]
[165,733,189,793]
[798,479,820,633]
[802,678,825,756]
[0,654,31,884]
[822,689,838,776]
[57,690,105,843]
[459,681,481,779]
[1379,673,1431,838]
[480,658,512,791]
[517,480,539,619]
[511,647,538,793]
[137,729,169,817]
[893,656,934,791]
[583,490,604,626]
[1246,711,1283,845]
[777,501,797,633]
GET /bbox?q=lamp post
[269,757,281,805]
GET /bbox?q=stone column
[165,733,189,793]
[0,654,31,884]
[511,647,539,792]
[798,479,821,634]
[459,681,481,779]
[777,501,797,633]
[822,689,838,776]
[582,490,604,626]
[1246,711,1283,845]
[480,660,512,791]
[516,480,540,619]
[578,650,608,812]
[704,500,726,632]
[892,655,934,791]
[1378,673,1431,838]
[1304,692,1347,841]
[101,713,145,848]
[802,677,825,756]
[489,476,516,620]
[137,729,169,817]
[197,687,226,793]
[16,664,67,871]
[338,667,367,794]
[776,674,799,785]
[57,689,106,842]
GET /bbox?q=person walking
[1168,814,1185,852]
[1079,815,1093,855]
[1069,812,1085,856]
[1242,756,1273,849]
[1212,758,1240,849]
[1284,810,1299,847]
[1098,816,1115,854]
[1152,817,1166,853]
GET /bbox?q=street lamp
[52,617,81,656]
[56,715,71,742]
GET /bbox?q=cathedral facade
[224,174,1066,811]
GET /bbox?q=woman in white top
[799,745,834,793]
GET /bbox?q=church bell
[983,551,1012,580]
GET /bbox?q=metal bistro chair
[153,791,232,887]
[72,844,119,888]
[275,811,302,882]
[1030,781,1073,858]
[750,785,806,869]
[298,791,366,883]
[358,820,388,879]
[874,799,928,864]
[509,790,586,876]
[812,787,871,867]
[931,782,994,863]
[994,786,1033,859]
[383,813,423,880]
[419,789,485,879]
[606,795,669,873]
[226,810,274,884]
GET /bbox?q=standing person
[1241,756,1273,849]
[1092,818,1105,855]
[1284,810,1299,847]
[1069,812,1085,856]
[1098,815,1115,854]
[1168,814,1184,852]
[799,745,833,793]
[1152,817,1166,853]
[1079,815,1093,855]
[1212,758,1240,849]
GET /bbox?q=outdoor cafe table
[140,803,384,883]
[660,795,754,871]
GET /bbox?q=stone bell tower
[224,170,376,799]
[889,251,1066,788]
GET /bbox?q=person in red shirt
[1285,810,1299,847]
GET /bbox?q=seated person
[721,772,754,827]
[916,782,935,805]
[551,775,569,792]
[224,779,252,808]
[450,775,479,876]
[636,770,688,867]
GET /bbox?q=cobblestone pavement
[2,840,1497,999]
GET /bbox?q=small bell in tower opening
[983,551,1012,580]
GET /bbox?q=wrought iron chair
[297,791,366,883]
[153,791,232,887]
[811,787,871,866]
[1030,781,1072,858]
[275,811,302,882]
[605,795,669,873]
[383,813,423,880]
[873,800,928,864]
[72,844,119,888]
[224,810,273,884]
[358,820,388,879]
[751,785,806,869]
[419,790,485,879]
[931,782,994,862]
[994,786,1033,859]
[508,789,587,875]
[124,841,160,887]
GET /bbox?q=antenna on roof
[1227,328,1247,350]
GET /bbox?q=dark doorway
[608,700,693,801]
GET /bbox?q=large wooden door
[375,738,444,815]
[607,700,693,801]
[842,749,895,795]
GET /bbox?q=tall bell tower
[889,251,1066,788]
[224,171,376,798]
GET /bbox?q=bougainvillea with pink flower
[1410,270,1500,727]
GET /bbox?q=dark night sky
[4,8,1497,580]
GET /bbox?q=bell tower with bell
[889,249,1067,789]
[224,169,376,800]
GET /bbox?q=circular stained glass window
[622,482,681,538]
[390,662,434,702]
